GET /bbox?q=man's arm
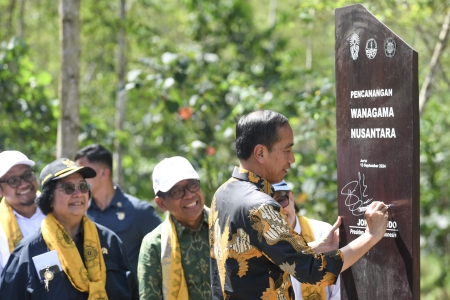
[309,201,389,272]
[137,235,163,300]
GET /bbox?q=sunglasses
[57,182,90,195]
[0,170,36,188]
[274,192,290,208]
[163,180,201,200]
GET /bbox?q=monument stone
[335,4,420,300]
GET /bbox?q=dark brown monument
[335,4,419,300]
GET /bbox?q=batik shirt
[138,210,211,300]
[209,167,344,300]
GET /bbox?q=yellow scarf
[160,214,189,300]
[0,198,23,253]
[298,216,327,300]
[41,213,108,300]
[160,207,209,299]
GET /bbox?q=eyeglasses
[274,192,290,208]
[0,170,36,188]
[57,182,90,195]
[163,180,201,200]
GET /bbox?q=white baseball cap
[272,180,290,192]
[0,151,36,179]
[152,156,199,195]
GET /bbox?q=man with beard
[0,151,45,273]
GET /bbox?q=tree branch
[419,8,450,115]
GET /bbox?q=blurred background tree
[1,0,449,298]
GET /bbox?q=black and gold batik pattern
[209,167,344,300]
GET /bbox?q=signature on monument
[341,172,373,216]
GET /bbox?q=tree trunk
[7,0,16,36]
[419,8,450,115]
[57,0,80,159]
[114,0,127,186]
[268,0,277,29]
[18,0,26,38]
[304,9,315,93]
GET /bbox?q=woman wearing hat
[0,158,138,299]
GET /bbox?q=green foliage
[0,37,57,168]
[420,252,450,299]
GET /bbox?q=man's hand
[364,201,389,241]
[309,201,389,261]
[339,201,390,271]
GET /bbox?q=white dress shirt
[0,206,45,273]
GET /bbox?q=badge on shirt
[117,212,125,220]
[39,265,59,292]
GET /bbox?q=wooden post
[335,4,420,299]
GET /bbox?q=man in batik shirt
[209,110,389,299]
[138,156,210,300]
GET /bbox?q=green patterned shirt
[137,210,211,300]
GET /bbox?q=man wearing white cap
[272,180,341,300]
[0,151,45,273]
[137,156,211,300]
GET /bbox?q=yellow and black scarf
[0,198,23,253]
[41,214,108,300]
[160,207,209,300]
[160,213,189,300]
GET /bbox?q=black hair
[35,180,58,215]
[235,110,290,160]
[74,144,113,171]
